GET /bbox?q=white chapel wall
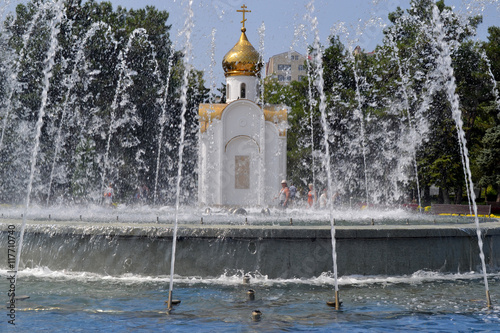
[226,76,259,103]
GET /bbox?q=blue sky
[5,0,499,84]
[105,0,498,84]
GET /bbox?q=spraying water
[480,50,500,112]
[46,22,108,205]
[153,45,175,205]
[209,28,217,104]
[0,1,46,152]
[293,21,318,193]
[351,55,370,206]
[431,3,491,306]
[386,31,423,211]
[258,22,266,206]
[306,0,339,306]
[100,29,146,202]
[168,0,194,310]
[14,0,65,281]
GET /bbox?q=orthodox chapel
[198,5,287,207]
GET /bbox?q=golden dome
[222,28,262,77]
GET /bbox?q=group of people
[104,179,336,209]
[277,180,339,209]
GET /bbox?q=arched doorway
[223,136,260,205]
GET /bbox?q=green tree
[0,0,208,205]
[477,123,500,202]
[476,26,500,202]
[383,0,484,204]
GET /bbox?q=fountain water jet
[0,1,47,152]
[168,0,194,310]
[480,50,500,111]
[0,0,498,329]
[306,0,340,309]
[100,28,146,203]
[385,31,423,211]
[258,22,267,206]
[153,44,175,205]
[14,0,65,283]
[351,55,370,206]
[431,3,491,307]
[46,22,109,204]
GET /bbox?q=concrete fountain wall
[1,219,500,278]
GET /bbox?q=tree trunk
[442,187,451,204]
[423,186,431,206]
[497,184,500,203]
[454,185,462,204]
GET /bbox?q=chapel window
[240,83,246,99]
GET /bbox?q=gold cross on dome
[237,4,251,29]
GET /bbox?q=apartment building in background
[265,50,307,84]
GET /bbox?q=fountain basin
[2,219,499,278]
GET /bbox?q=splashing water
[306,0,339,301]
[0,1,47,152]
[385,30,423,211]
[153,45,175,205]
[258,21,266,206]
[15,0,65,282]
[168,0,194,307]
[46,22,109,205]
[100,29,147,202]
[431,3,490,304]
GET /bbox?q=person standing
[319,188,328,209]
[307,183,316,208]
[141,184,150,204]
[278,180,290,209]
[104,183,114,207]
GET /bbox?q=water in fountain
[258,22,267,207]
[384,30,423,211]
[351,53,371,205]
[0,0,499,330]
[0,1,48,154]
[306,0,340,306]
[1,2,205,205]
[15,0,65,281]
[153,48,175,205]
[168,0,194,309]
[100,28,148,204]
[430,2,490,305]
[481,49,500,111]
[46,22,109,205]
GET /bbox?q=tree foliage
[0,0,208,205]
[270,0,499,205]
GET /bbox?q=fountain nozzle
[166,290,181,310]
[247,289,255,301]
[252,310,262,321]
[326,290,341,310]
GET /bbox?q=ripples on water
[1,269,499,332]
